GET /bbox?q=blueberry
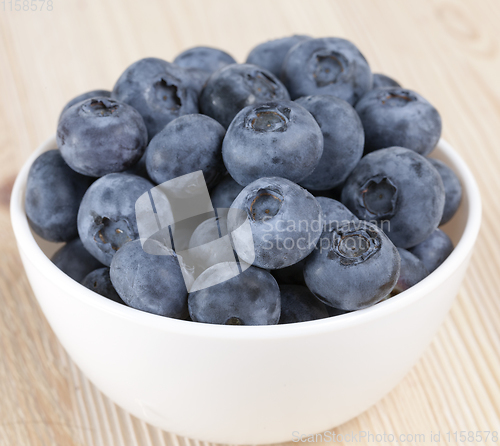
[187,212,237,268]
[77,173,154,266]
[295,95,364,190]
[428,158,462,225]
[174,46,236,73]
[227,177,323,269]
[25,150,93,242]
[326,306,349,317]
[112,58,199,140]
[245,35,311,78]
[51,238,104,282]
[279,284,328,324]
[271,258,306,286]
[341,147,445,249]
[188,263,280,325]
[59,89,111,121]
[355,87,442,156]
[125,150,150,180]
[57,97,148,177]
[210,174,244,209]
[110,239,188,318]
[311,183,344,202]
[394,248,428,293]
[146,114,225,188]
[315,197,357,232]
[281,37,372,104]
[304,221,400,311]
[409,229,453,273]
[183,67,212,95]
[199,63,290,128]
[81,267,125,305]
[222,101,323,186]
[372,73,400,89]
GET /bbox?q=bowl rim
[10,136,482,340]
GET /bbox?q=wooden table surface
[1,0,499,445]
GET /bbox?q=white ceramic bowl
[11,137,481,445]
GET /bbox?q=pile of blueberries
[25,36,462,325]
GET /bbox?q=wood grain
[1,0,499,445]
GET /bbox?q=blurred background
[1,1,499,445]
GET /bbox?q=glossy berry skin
[222,101,323,186]
[428,158,462,225]
[228,177,323,270]
[188,263,280,325]
[409,229,454,273]
[246,35,311,78]
[146,114,225,188]
[278,284,328,324]
[174,46,236,73]
[59,89,111,121]
[57,97,148,177]
[355,87,442,156]
[295,95,364,190]
[81,267,125,305]
[199,63,290,128]
[315,197,357,232]
[394,248,429,293]
[281,37,372,104]
[112,58,199,140]
[51,238,104,282]
[77,173,154,266]
[110,240,188,318]
[372,73,400,89]
[210,175,244,209]
[341,147,445,249]
[304,221,400,311]
[25,150,93,242]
